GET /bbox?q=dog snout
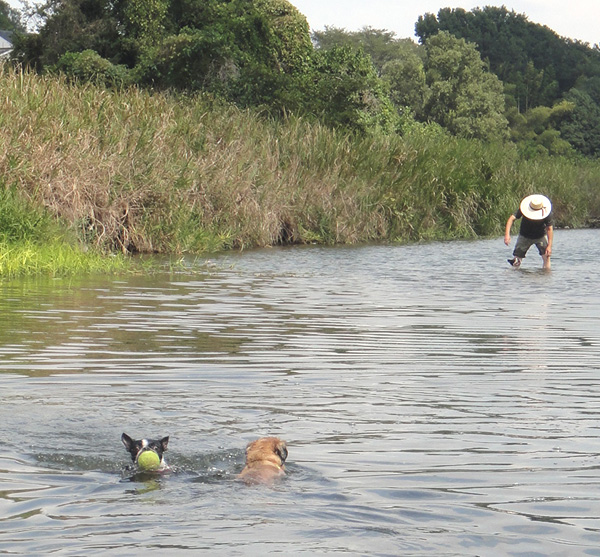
[277,444,288,463]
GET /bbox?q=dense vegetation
[314,10,600,157]
[0,0,22,31]
[415,7,600,156]
[1,1,599,277]
[8,1,600,156]
[8,0,396,133]
[1,67,598,254]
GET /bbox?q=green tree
[507,101,574,156]
[133,0,313,112]
[111,0,169,66]
[8,0,397,134]
[55,49,131,87]
[414,12,438,44]
[311,26,427,120]
[381,51,427,117]
[305,45,398,133]
[11,0,121,69]
[114,0,168,43]
[423,32,508,141]
[254,0,312,73]
[312,26,414,72]
[561,79,600,157]
[416,6,600,111]
[0,0,24,32]
[12,0,312,76]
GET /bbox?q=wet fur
[239,437,288,485]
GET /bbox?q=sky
[289,1,599,46]
[4,1,598,46]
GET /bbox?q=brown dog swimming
[238,437,288,485]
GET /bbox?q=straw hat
[520,194,552,220]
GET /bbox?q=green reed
[0,240,131,279]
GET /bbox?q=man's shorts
[514,234,548,258]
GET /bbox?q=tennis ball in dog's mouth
[137,450,161,471]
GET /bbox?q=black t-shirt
[514,208,553,239]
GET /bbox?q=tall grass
[1,64,599,266]
[0,240,130,278]
[0,181,129,278]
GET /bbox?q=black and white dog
[121,432,170,472]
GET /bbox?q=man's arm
[546,225,553,255]
[504,215,516,245]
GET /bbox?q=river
[0,229,599,556]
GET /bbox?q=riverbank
[1,66,599,277]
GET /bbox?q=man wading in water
[504,194,554,270]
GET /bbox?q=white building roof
[0,31,13,57]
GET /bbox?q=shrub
[54,50,131,88]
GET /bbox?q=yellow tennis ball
[137,451,161,471]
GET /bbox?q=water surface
[1,229,599,555]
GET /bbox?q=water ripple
[0,230,600,555]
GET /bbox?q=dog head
[121,432,169,469]
[244,437,288,468]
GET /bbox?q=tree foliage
[381,51,427,117]
[305,46,399,133]
[422,32,508,141]
[311,26,425,123]
[7,1,600,154]
[9,0,395,134]
[0,0,24,31]
[507,101,574,157]
[560,79,600,157]
[55,49,131,87]
[311,26,508,141]
[414,6,600,155]
[10,0,121,70]
[312,25,417,72]
[415,6,600,110]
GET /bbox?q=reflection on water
[1,229,599,555]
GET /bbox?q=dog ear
[160,436,169,451]
[121,433,133,450]
[276,442,288,464]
